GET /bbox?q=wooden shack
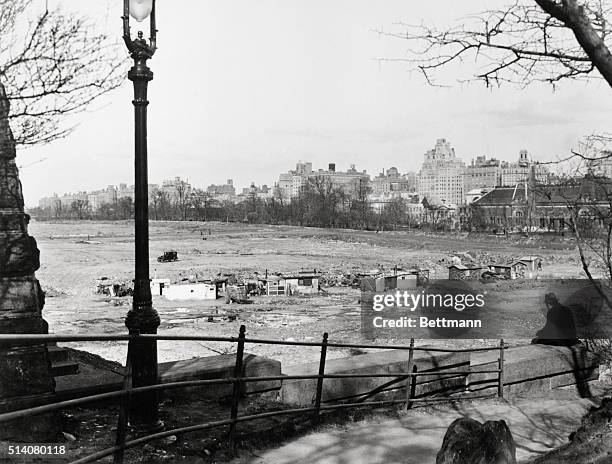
[517,256,542,278]
[283,273,320,295]
[266,276,287,296]
[162,282,218,300]
[487,264,514,279]
[396,273,418,289]
[511,260,529,279]
[448,264,482,280]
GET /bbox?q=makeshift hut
[448,264,482,281]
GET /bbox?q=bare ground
[30,220,586,366]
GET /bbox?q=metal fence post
[405,338,415,410]
[312,332,328,427]
[229,325,246,455]
[113,339,135,464]
[498,339,505,398]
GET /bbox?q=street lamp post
[122,0,163,433]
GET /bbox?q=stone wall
[0,82,59,441]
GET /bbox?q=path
[234,397,595,464]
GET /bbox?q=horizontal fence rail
[0,333,507,352]
[0,329,506,464]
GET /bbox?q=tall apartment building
[372,167,415,195]
[207,179,236,196]
[500,150,531,186]
[159,177,192,202]
[311,163,370,197]
[417,138,465,206]
[86,185,117,210]
[277,162,369,198]
[463,156,502,192]
[278,161,313,199]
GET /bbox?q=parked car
[157,251,178,263]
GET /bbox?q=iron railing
[0,330,507,463]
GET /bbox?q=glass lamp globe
[129,0,153,22]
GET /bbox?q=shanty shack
[396,273,418,289]
[283,273,320,295]
[150,278,171,296]
[266,275,287,296]
[267,273,320,295]
[486,264,514,280]
[511,260,529,279]
[517,256,542,278]
[448,264,482,281]
[212,277,228,295]
[161,281,218,300]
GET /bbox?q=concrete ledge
[159,353,281,400]
[469,344,599,396]
[281,348,470,406]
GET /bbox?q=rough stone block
[0,161,24,209]
[469,344,599,396]
[281,348,470,406]
[0,276,44,312]
[0,234,40,276]
[158,353,281,401]
[0,212,28,232]
[0,345,55,399]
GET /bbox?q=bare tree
[151,189,170,220]
[381,0,612,88]
[1,0,125,146]
[70,199,89,220]
[174,180,191,221]
[190,188,215,221]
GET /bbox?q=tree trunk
[0,81,60,440]
[536,0,612,88]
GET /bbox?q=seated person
[531,293,579,346]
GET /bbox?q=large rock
[437,417,516,464]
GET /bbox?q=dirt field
[30,220,588,367]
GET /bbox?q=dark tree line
[29,178,426,231]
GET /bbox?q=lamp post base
[129,419,165,436]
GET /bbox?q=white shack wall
[162,283,217,300]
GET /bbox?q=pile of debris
[96,277,133,297]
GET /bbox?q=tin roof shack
[517,256,542,278]
[511,260,529,279]
[448,264,482,281]
[375,275,397,292]
[367,269,428,292]
[486,264,514,280]
[283,273,321,295]
[397,273,418,289]
[397,269,429,287]
[266,276,287,296]
[162,281,218,301]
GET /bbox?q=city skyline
[18,0,612,206]
[35,138,547,210]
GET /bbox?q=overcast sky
[17,0,612,206]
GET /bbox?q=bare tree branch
[0,0,126,146]
[379,0,612,88]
